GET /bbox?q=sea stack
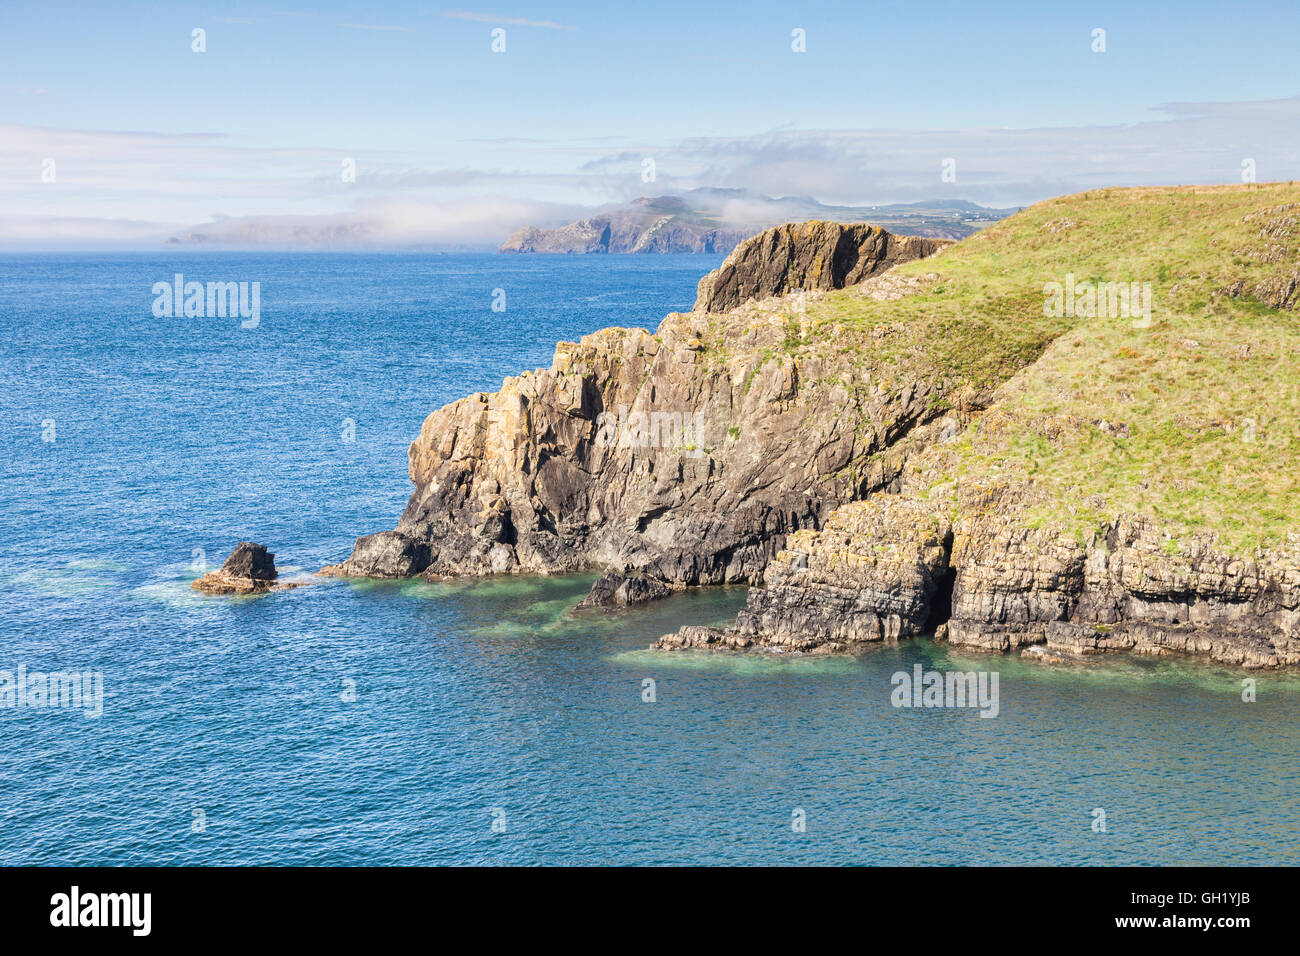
[192,541,280,594]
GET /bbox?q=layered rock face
[945,514,1300,667]
[660,498,1300,667]
[650,186,1300,668]
[694,221,950,313]
[655,496,953,651]
[327,222,953,588]
[328,314,952,586]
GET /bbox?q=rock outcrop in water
[193,542,282,594]
[577,570,675,608]
[325,220,956,593]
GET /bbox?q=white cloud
[583,97,1300,208]
[164,197,580,248]
[441,11,576,30]
[338,23,413,32]
[4,96,1299,246]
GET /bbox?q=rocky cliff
[333,184,1300,669]
[694,221,950,313]
[657,185,1300,668]
[500,197,748,254]
[501,218,748,255]
[326,221,956,593]
[656,485,1300,668]
[499,193,1016,254]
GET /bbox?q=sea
[1,251,1297,865]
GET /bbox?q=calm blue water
[2,252,1298,865]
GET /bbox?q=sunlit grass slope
[729,183,1300,551]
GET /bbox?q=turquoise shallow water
[2,253,1298,865]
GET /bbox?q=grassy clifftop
[659,184,1300,665]
[761,183,1300,552]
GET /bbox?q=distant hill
[499,190,1018,253]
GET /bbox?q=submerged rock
[1020,645,1096,667]
[577,571,674,608]
[193,542,300,595]
[654,625,753,651]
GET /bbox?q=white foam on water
[608,647,865,676]
[5,566,117,598]
[130,580,208,609]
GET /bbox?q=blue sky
[3,1,1300,244]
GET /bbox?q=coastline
[321,188,1300,670]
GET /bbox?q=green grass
[788,183,1300,553]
